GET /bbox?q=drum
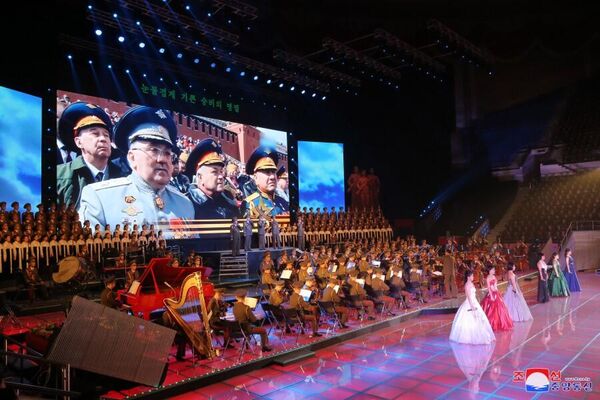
[53,256,81,283]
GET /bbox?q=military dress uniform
[185,139,240,219]
[56,102,126,208]
[78,173,194,239]
[243,147,289,218]
[78,105,194,238]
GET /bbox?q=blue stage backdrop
[0,85,42,206]
[298,141,345,211]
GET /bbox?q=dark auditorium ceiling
[5,0,599,96]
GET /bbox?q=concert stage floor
[99,271,600,400]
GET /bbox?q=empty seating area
[550,79,600,163]
[501,169,600,243]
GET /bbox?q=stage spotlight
[321,96,326,100]
[225,67,231,72]
[159,77,164,81]
[118,36,125,43]
[88,60,93,64]
[194,58,199,64]
[278,83,284,88]
[157,28,162,33]
[177,53,183,59]
[253,75,258,80]
[108,64,112,69]
[95,29,102,36]
[185,5,190,10]
[240,71,245,77]
[113,13,118,18]
[210,62,216,68]
[125,69,130,73]
[207,12,212,17]
[159,48,165,53]
[143,73,147,77]
[311,93,316,98]
[67,54,72,59]
[266,79,272,84]
[290,86,295,91]
[301,89,306,94]
[87,5,92,10]
[195,41,199,45]
[136,21,141,26]
[139,42,145,48]
[175,81,178,85]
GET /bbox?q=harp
[163,272,217,359]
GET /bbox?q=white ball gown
[503,274,533,322]
[450,284,496,345]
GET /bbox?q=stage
[91,271,600,400]
[160,273,600,400]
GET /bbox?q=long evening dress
[450,284,496,345]
[503,272,533,322]
[563,255,581,292]
[481,277,514,331]
[548,260,570,297]
[537,260,550,303]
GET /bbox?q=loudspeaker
[47,296,175,387]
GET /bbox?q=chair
[318,301,341,333]
[345,295,366,321]
[222,320,255,362]
[281,307,306,343]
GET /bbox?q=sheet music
[244,297,258,309]
[280,270,292,279]
[333,285,340,293]
[300,289,312,301]
[396,271,403,278]
[356,278,365,287]
[128,280,141,294]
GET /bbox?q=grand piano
[118,258,215,320]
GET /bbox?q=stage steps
[218,254,249,280]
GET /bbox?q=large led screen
[56,90,288,237]
[298,141,345,211]
[0,85,42,207]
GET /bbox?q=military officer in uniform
[271,217,281,249]
[244,147,289,218]
[56,102,125,208]
[230,216,241,256]
[243,215,253,251]
[275,166,289,203]
[258,214,266,250]
[169,152,191,194]
[297,216,305,251]
[78,106,194,238]
[185,139,239,219]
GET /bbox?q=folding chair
[345,295,366,321]
[282,307,307,343]
[222,320,256,362]
[318,301,342,334]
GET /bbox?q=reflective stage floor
[169,272,600,400]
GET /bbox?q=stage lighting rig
[212,0,258,20]
[427,19,494,69]
[322,38,403,83]
[373,29,445,75]
[273,49,361,88]
[114,0,240,46]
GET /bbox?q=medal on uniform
[125,195,136,203]
[122,206,142,216]
[154,196,165,210]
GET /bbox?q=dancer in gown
[503,262,533,322]
[548,252,569,297]
[481,265,514,331]
[563,248,581,292]
[449,270,495,345]
[537,253,550,303]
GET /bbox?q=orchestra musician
[320,278,349,328]
[124,260,139,291]
[207,288,231,348]
[289,281,322,337]
[233,289,272,352]
[24,257,49,301]
[100,276,120,309]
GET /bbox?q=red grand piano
[118,258,215,320]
